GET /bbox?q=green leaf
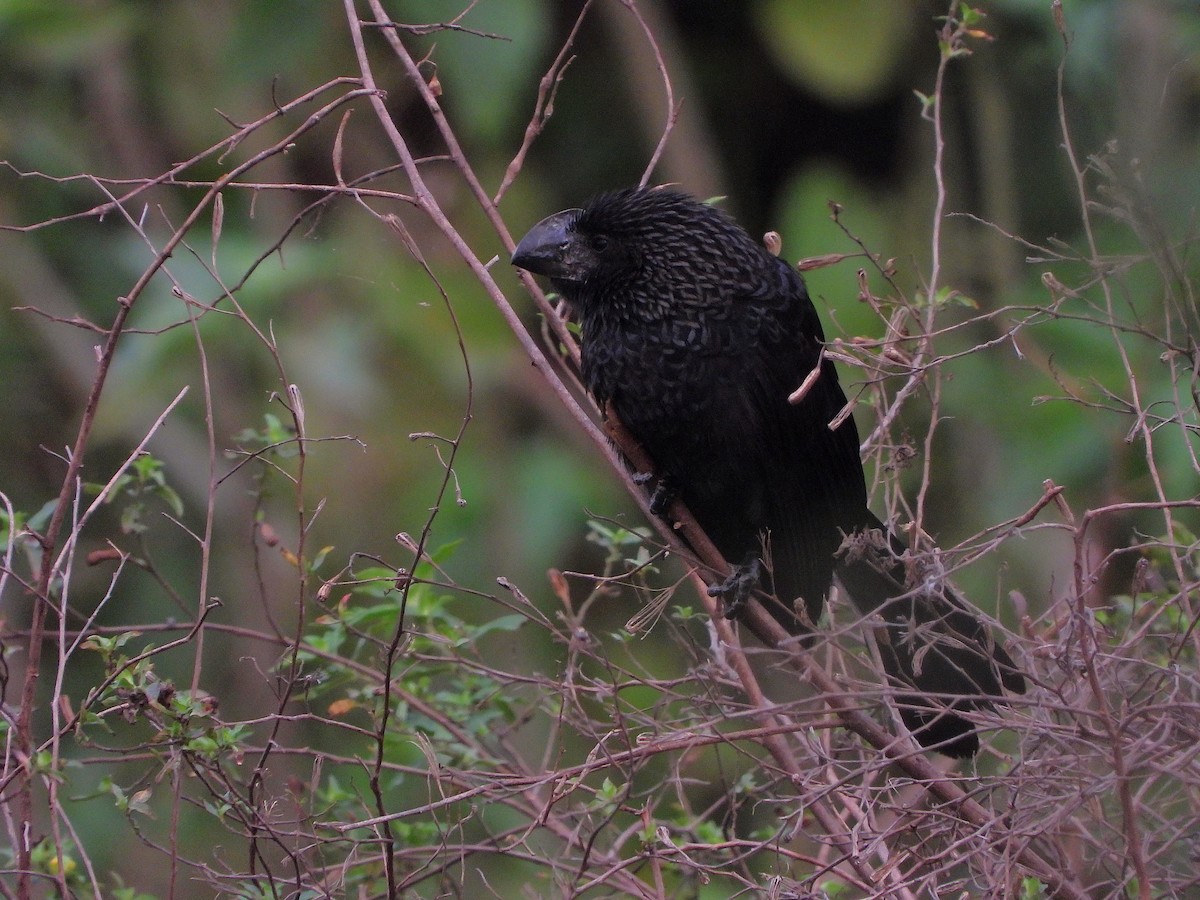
[469,613,526,640]
[755,0,920,105]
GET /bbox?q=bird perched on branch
[512,187,1024,757]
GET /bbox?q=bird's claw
[708,558,763,619]
[646,474,677,518]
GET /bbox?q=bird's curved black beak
[511,209,582,281]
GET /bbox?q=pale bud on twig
[788,351,825,405]
[796,253,851,272]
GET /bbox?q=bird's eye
[590,235,610,252]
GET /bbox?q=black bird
[512,187,1024,757]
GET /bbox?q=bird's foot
[708,557,763,619]
[634,473,675,518]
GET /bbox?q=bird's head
[511,188,709,297]
[512,188,773,316]
[510,207,591,286]
[511,200,647,301]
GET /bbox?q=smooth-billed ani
[512,187,1024,757]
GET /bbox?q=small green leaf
[469,614,526,639]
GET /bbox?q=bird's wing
[724,260,873,629]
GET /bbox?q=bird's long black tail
[832,517,1025,758]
